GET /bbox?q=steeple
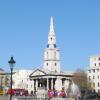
[49,16,55,34]
[48,16,56,48]
[43,17,60,73]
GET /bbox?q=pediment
[30,69,46,77]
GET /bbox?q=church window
[47,44,49,48]
[54,44,56,48]
[98,82,100,87]
[46,63,48,66]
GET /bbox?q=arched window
[98,82,100,87]
[55,63,57,66]
[46,63,48,66]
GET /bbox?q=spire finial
[50,16,54,33]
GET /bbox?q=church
[29,17,72,92]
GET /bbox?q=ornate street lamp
[8,57,16,100]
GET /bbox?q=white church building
[29,17,73,92]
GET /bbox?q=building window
[46,63,48,66]
[93,82,95,88]
[94,63,96,66]
[98,58,100,60]
[89,83,91,88]
[97,69,99,72]
[93,76,95,79]
[98,75,99,79]
[88,70,91,73]
[98,82,100,87]
[55,63,57,66]
[99,63,100,66]
[93,69,95,73]
[98,89,100,92]
[54,44,56,48]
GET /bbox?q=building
[12,70,34,93]
[0,68,10,93]
[29,17,72,93]
[88,56,100,92]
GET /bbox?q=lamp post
[8,57,16,100]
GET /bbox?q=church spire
[43,17,60,73]
[48,16,56,48]
[49,16,55,35]
[49,16,54,34]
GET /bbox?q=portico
[30,69,72,92]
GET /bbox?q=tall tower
[43,17,60,73]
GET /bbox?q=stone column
[55,78,62,91]
[62,78,65,90]
[34,79,36,92]
[47,78,49,90]
[32,79,34,92]
[51,78,53,90]
[54,78,56,90]
[36,79,38,91]
[64,79,70,91]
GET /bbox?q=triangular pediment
[30,69,46,77]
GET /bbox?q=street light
[8,56,16,100]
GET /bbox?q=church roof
[29,67,73,78]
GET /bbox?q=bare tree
[72,69,91,91]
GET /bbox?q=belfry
[30,17,72,92]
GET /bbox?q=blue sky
[0,0,100,72]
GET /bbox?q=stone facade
[88,56,100,92]
[12,70,34,93]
